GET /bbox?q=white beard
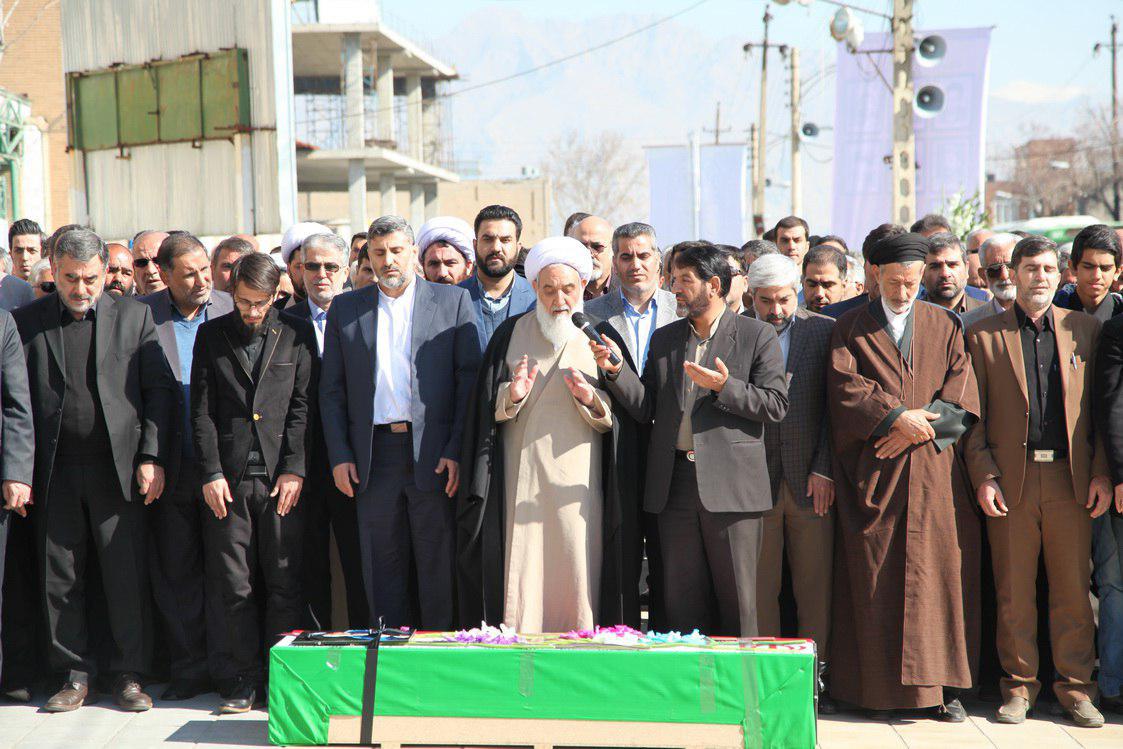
[991,281,1016,303]
[535,303,581,351]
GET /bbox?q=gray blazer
[763,308,834,506]
[0,274,34,312]
[320,278,482,494]
[961,298,1005,331]
[585,288,679,367]
[608,310,789,514]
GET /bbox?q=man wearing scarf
[827,232,982,721]
[457,237,640,633]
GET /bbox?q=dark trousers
[43,457,151,682]
[658,455,763,637]
[2,511,46,689]
[355,430,454,629]
[303,468,367,629]
[642,511,665,631]
[149,461,232,682]
[203,475,305,680]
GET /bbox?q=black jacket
[12,292,175,503]
[190,308,316,484]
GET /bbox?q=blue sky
[384,0,1115,112]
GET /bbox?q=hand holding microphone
[571,312,623,374]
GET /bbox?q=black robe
[456,313,641,629]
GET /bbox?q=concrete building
[0,0,67,232]
[292,0,459,236]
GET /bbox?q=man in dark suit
[459,205,536,349]
[139,233,234,700]
[1056,224,1123,321]
[321,215,481,630]
[281,232,367,630]
[746,254,837,711]
[191,252,315,713]
[0,307,34,697]
[14,227,175,712]
[602,242,789,636]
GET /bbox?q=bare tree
[1071,105,1121,220]
[540,130,646,229]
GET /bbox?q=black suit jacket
[139,288,234,491]
[13,292,175,503]
[0,309,33,487]
[763,308,834,506]
[190,308,316,484]
[608,309,789,513]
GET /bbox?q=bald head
[567,216,613,285]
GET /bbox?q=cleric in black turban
[867,232,931,266]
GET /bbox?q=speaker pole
[890,0,916,227]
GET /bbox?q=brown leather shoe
[44,681,91,712]
[113,673,152,712]
[996,696,1030,724]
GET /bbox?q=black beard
[105,281,127,296]
[234,310,270,342]
[479,260,515,279]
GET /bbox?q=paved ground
[1,692,1123,747]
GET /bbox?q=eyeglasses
[234,297,273,312]
[133,257,152,268]
[38,282,55,293]
[303,262,342,273]
[984,261,1014,278]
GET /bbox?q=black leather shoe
[220,678,256,714]
[161,678,211,701]
[44,681,92,712]
[215,676,238,699]
[818,694,838,715]
[114,673,152,712]
[2,686,32,703]
[936,698,967,723]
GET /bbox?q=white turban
[281,222,332,264]
[416,216,473,262]
[523,236,593,283]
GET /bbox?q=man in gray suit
[962,233,1019,329]
[603,242,788,636]
[139,233,234,700]
[747,254,837,712]
[586,222,678,628]
[320,215,481,629]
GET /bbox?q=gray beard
[535,304,581,351]
[991,282,1016,303]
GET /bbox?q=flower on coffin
[446,622,523,644]
[645,629,709,645]
[561,624,645,645]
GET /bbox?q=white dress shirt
[881,297,913,346]
[308,299,328,356]
[372,278,416,424]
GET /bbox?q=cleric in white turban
[418,216,475,285]
[457,236,641,633]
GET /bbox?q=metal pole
[790,47,801,216]
[1112,16,1120,220]
[890,0,916,226]
[754,4,771,233]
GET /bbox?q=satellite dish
[914,85,945,117]
[801,123,820,138]
[916,34,946,67]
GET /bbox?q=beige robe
[496,313,613,632]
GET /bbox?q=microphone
[571,312,622,367]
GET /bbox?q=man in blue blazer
[458,204,536,349]
[320,215,481,629]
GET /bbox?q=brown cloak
[827,300,982,710]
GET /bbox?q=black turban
[868,232,931,266]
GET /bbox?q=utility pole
[1096,17,1121,219]
[704,102,731,145]
[743,4,788,236]
[790,47,801,216]
[890,0,916,227]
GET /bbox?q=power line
[293,0,713,129]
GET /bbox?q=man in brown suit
[965,235,1112,728]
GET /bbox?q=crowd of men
[0,207,1122,731]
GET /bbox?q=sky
[374,0,1121,232]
